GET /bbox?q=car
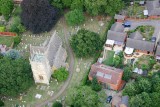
[106,96,112,103]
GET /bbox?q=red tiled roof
[89,63,123,85]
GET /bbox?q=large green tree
[52,67,69,82]
[122,66,132,82]
[91,76,102,91]
[52,101,62,107]
[0,57,33,96]
[70,29,102,58]
[68,86,99,107]
[0,0,14,20]
[65,9,85,26]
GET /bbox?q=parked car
[106,96,112,103]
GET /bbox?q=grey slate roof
[107,30,127,42]
[126,38,155,52]
[114,14,125,20]
[129,31,143,40]
[146,0,160,16]
[110,22,124,32]
[30,31,67,68]
[156,45,160,55]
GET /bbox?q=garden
[128,25,155,41]
[126,3,145,18]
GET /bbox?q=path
[35,18,75,107]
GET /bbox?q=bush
[0,26,5,32]
[91,76,102,91]
[5,49,21,60]
[122,65,132,82]
[52,101,62,107]
[52,67,69,82]
[0,100,4,106]
[9,16,26,34]
[65,9,85,26]
[14,36,21,47]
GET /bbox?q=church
[29,31,67,84]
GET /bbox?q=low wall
[0,32,16,36]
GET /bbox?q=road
[35,19,75,107]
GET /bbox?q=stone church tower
[29,31,67,85]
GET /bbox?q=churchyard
[4,15,110,106]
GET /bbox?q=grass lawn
[0,36,14,47]
[103,50,115,66]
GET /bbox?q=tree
[65,9,85,26]
[150,92,160,107]
[68,86,99,107]
[103,0,124,16]
[122,66,132,82]
[91,76,102,91]
[52,67,69,82]
[21,0,59,34]
[0,57,33,96]
[0,100,4,107]
[5,49,21,60]
[70,0,84,10]
[84,0,105,16]
[136,78,151,93]
[70,29,102,58]
[130,92,152,107]
[52,101,62,107]
[0,0,14,20]
[123,82,138,97]
[9,16,26,34]
[113,55,121,67]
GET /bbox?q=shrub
[0,26,5,32]
[52,67,69,82]
[5,49,21,60]
[52,101,62,107]
[91,76,102,91]
[0,100,4,106]
[14,36,21,47]
[65,9,85,26]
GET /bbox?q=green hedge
[0,26,5,32]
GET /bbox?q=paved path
[35,19,75,107]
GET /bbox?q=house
[29,31,67,85]
[114,14,126,22]
[156,45,160,61]
[88,63,125,91]
[112,95,129,107]
[110,22,124,32]
[146,0,160,18]
[105,30,127,51]
[124,31,155,56]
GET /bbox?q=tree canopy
[65,9,85,26]
[21,0,59,34]
[0,57,33,96]
[122,65,132,82]
[123,73,160,107]
[52,101,62,107]
[0,0,14,20]
[91,76,102,91]
[68,86,99,107]
[52,67,69,82]
[70,29,102,58]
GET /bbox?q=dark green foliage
[70,0,84,10]
[21,0,59,34]
[123,73,160,107]
[65,9,85,26]
[10,16,26,34]
[91,76,102,91]
[52,67,69,82]
[52,101,62,107]
[0,57,33,96]
[0,54,3,59]
[69,86,99,107]
[5,49,21,60]
[70,29,102,58]
[0,100,4,106]
[113,52,124,68]
[122,66,132,82]
[0,0,14,21]
[14,36,21,47]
